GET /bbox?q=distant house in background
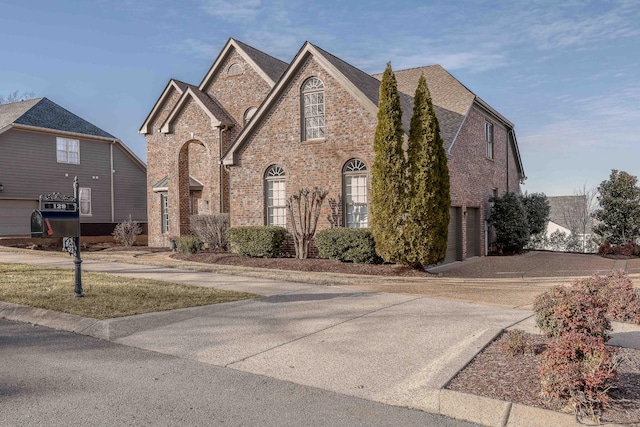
[545,195,595,252]
[0,98,147,236]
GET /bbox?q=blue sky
[2,0,639,196]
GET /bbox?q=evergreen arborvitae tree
[370,63,407,262]
[404,74,450,266]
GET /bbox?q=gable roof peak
[198,37,288,90]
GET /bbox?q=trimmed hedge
[314,228,380,264]
[227,226,287,258]
[176,235,202,254]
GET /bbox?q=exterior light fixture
[0,183,3,192]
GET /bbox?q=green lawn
[0,263,259,319]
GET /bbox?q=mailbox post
[73,177,83,297]
[31,177,83,297]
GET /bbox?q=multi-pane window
[485,122,494,159]
[79,187,91,216]
[57,137,80,164]
[302,77,325,140]
[343,159,368,228]
[161,193,169,233]
[265,165,286,227]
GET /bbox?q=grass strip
[0,263,259,319]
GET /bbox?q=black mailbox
[31,209,79,238]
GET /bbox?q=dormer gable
[199,38,288,92]
[159,86,233,134]
[139,79,188,134]
[222,42,392,166]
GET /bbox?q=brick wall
[145,47,274,247]
[229,56,377,230]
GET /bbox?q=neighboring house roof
[547,195,591,233]
[0,97,115,139]
[0,97,146,170]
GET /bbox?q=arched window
[227,63,244,76]
[265,165,286,227]
[343,159,368,228]
[301,77,325,140]
[243,107,257,126]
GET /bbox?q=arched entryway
[177,140,211,235]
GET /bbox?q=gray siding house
[0,98,146,236]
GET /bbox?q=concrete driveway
[2,247,638,425]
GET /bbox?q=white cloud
[199,0,262,21]
[167,38,219,59]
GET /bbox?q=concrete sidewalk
[1,248,639,427]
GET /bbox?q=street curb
[0,300,253,341]
[431,389,592,427]
[1,302,609,427]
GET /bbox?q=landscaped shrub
[190,214,230,250]
[314,228,381,264]
[539,332,618,421]
[176,235,202,254]
[112,216,142,246]
[499,330,529,357]
[227,226,287,258]
[578,271,640,324]
[598,240,640,257]
[533,283,611,340]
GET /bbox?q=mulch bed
[446,332,640,425]
[172,250,433,277]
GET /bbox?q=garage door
[0,199,38,236]
[445,207,462,264]
[466,207,480,258]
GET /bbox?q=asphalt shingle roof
[233,39,289,84]
[311,44,413,133]
[0,98,42,129]
[373,65,475,151]
[1,97,115,139]
[187,85,234,124]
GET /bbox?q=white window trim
[161,192,169,233]
[301,77,325,141]
[56,137,80,164]
[343,159,368,228]
[265,166,286,227]
[485,122,494,159]
[79,187,92,216]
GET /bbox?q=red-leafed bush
[539,332,618,421]
[533,284,610,340]
[576,271,640,324]
[599,240,640,257]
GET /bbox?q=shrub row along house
[0,98,147,236]
[141,38,525,263]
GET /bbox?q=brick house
[141,38,525,263]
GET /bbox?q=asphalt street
[0,319,479,427]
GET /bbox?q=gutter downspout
[506,130,510,193]
[110,141,115,222]
[219,125,227,214]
